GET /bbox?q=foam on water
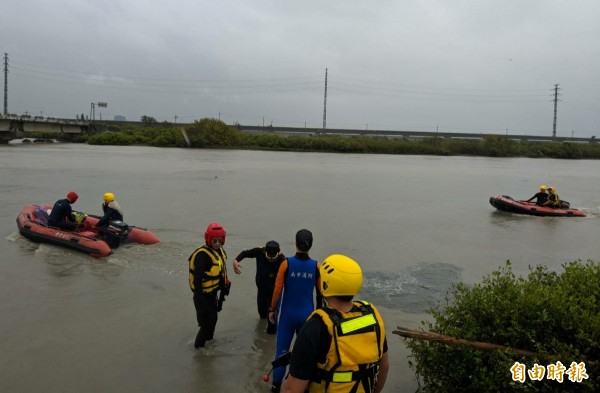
[361,262,463,313]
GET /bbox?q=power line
[330,85,549,104]
[9,61,323,90]
[10,72,323,96]
[8,56,555,102]
[10,59,323,83]
[562,99,600,112]
[7,56,598,134]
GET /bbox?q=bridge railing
[0,113,88,125]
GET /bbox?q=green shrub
[88,131,136,145]
[183,118,241,147]
[405,260,599,392]
[482,135,521,157]
[150,130,185,147]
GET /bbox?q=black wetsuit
[98,203,124,228]
[546,193,560,208]
[526,192,548,206]
[234,247,285,333]
[188,246,227,348]
[48,198,76,230]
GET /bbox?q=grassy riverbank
[75,118,600,159]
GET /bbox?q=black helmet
[295,229,313,252]
[265,240,280,257]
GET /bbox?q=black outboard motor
[101,220,130,249]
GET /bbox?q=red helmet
[67,191,79,203]
[204,222,226,245]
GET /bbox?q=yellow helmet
[319,254,363,297]
[539,185,547,191]
[548,186,556,193]
[103,192,115,203]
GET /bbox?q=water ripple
[361,262,462,313]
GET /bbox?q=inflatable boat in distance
[489,195,586,217]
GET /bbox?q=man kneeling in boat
[525,185,548,206]
[97,192,124,229]
[48,191,79,231]
[543,186,560,208]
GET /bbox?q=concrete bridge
[0,114,89,143]
[236,125,594,144]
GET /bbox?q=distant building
[114,115,126,121]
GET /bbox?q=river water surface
[2,144,600,392]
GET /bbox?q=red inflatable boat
[16,204,160,258]
[489,195,586,217]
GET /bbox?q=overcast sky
[3,1,600,137]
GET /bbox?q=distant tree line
[77,118,600,159]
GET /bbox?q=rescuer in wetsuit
[268,229,322,393]
[97,192,124,229]
[525,184,548,206]
[543,186,560,208]
[282,254,390,393]
[48,191,79,231]
[232,240,285,334]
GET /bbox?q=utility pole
[552,84,560,139]
[3,53,8,115]
[322,68,328,132]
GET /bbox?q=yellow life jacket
[549,193,560,207]
[307,301,385,393]
[188,245,228,293]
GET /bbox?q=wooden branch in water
[394,326,537,357]
[393,326,597,366]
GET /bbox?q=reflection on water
[362,262,462,313]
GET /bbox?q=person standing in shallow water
[268,229,322,393]
[282,254,389,393]
[232,240,285,334]
[188,222,230,348]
